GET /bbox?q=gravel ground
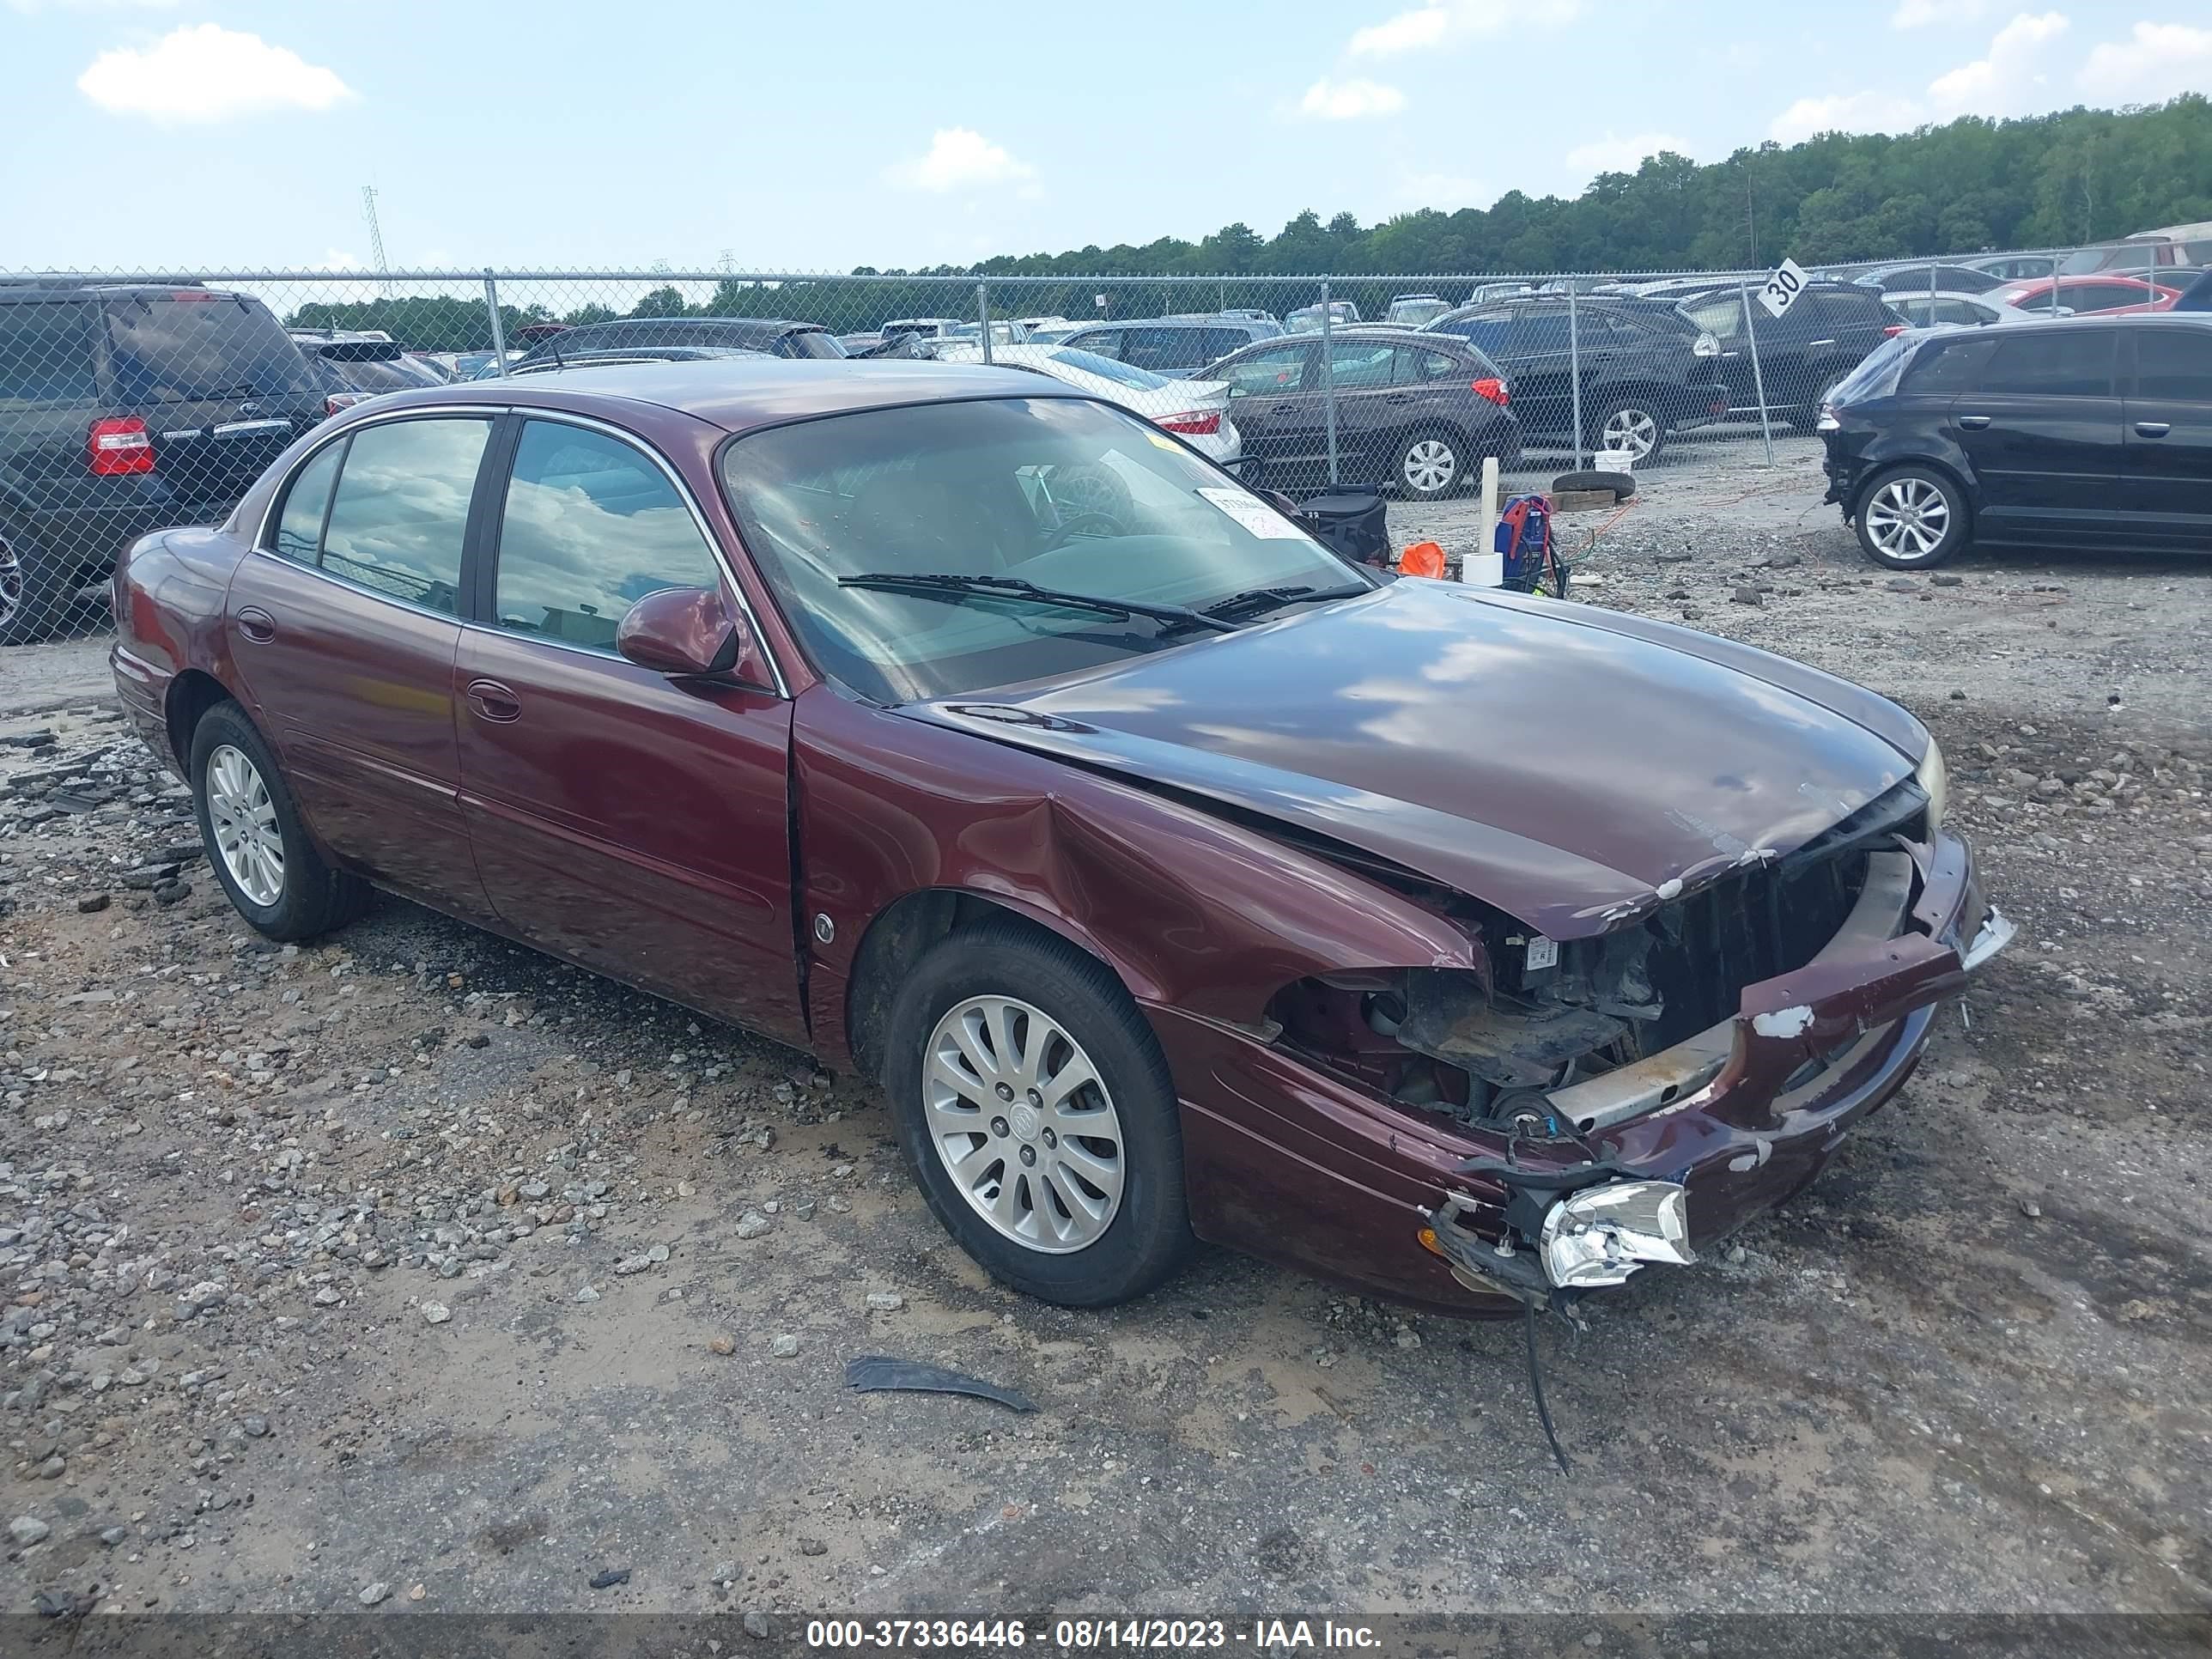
[2,429,2208,1624]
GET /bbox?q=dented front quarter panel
[793,688,1479,1070]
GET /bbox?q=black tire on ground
[1852,464,1970,570]
[189,700,370,942]
[1549,470,1638,500]
[883,921,1196,1308]
[1585,398,1668,465]
[1392,428,1467,501]
[0,518,72,647]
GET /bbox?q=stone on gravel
[422,1303,452,1325]
[75,892,111,913]
[744,1611,773,1638]
[735,1210,773,1240]
[771,1334,799,1358]
[866,1291,905,1311]
[9,1516,52,1547]
[360,1582,392,1607]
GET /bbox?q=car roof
[1070,316,1264,331]
[364,356,1092,434]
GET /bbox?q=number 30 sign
[1757,258,1810,319]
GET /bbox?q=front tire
[1854,465,1968,569]
[190,701,369,941]
[883,922,1194,1307]
[1394,429,1464,501]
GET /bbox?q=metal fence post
[976,279,993,364]
[1737,277,1776,467]
[1320,277,1339,488]
[482,270,507,368]
[1567,287,1585,469]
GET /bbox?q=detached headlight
[1916,737,1948,832]
[1539,1180,1695,1290]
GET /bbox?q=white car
[932,343,1245,471]
[1885,290,2059,330]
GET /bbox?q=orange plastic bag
[1400,541,1446,580]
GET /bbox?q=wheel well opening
[164,671,230,771]
[842,891,1080,1082]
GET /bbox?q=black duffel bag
[1285,488,1391,568]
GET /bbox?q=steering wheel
[1044,511,1122,551]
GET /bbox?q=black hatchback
[1818,314,2212,568]
[0,281,325,643]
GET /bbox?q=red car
[110,362,2011,1318]
[1991,275,2183,317]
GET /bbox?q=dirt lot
[2,429,2208,1625]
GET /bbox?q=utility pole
[361,185,392,295]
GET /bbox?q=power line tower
[361,185,392,295]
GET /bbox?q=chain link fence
[0,246,2193,645]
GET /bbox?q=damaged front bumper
[1162,828,2013,1317]
[1420,835,2011,1308]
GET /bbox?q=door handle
[235,606,276,644]
[465,678,521,723]
[1384,392,1414,404]
[2134,420,2172,438]
[1957,414,1992,429]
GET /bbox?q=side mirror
[616,586,747,678]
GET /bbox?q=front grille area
[1635,781,1928,1051]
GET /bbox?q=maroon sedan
[110,360,2011,1318]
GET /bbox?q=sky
[3,0,2209,276]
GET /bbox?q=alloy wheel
[1601,407,1660,459]
[206,744,286,907]
[1402,438,1458,494]
[923,994,1125,1254]
[0,535,21,635]
[1863,477,1952,562]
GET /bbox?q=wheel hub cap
[923,994,1125,1254]
[1867,479,1950,559]
[1405,441,1455,492]
[206,744,285,908]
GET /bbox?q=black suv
[1421,297,1729,462]
[510,316,846,368]
[1669,281,1896,430]
[0,281,325,643]
[1054,317,1286,380]
[1819,314,2212,568]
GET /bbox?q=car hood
[900,580,1925,939]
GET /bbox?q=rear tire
[1853,465,1968,570]
[190,701,369,941]
[1587,398,1667,465]
[1394,428,1465,501]
[0,519,70,647]
[883,921,1194,1307]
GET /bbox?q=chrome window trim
[251,401,790,699]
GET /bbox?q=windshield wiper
[838,571,1238,635]
[1200,580,1369,620]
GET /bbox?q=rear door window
[1434,315,1510,356]
[1978,331,2116,398]
[1123,329,1208,376]
[0,301,100,404]
[2067,283,2150,313]
[1680,294,1744,342]
[318,416,492,614]
[1325,339,1396,389]
[1506,313,1574,360]
[103,291,318,403]
[1396,347,1464,385]
[1066,329,1123,361]
[270,441,345,564]
[2134,329,2212,401]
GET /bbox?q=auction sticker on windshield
[1198,488,1305,538]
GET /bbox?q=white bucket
[1593,447,1638,472]
[1464,549,1504,587]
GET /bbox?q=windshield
[1387,300,1451,326]
[106,292,319,402]
[1048,349,1167,389]
[720,396,1368,704]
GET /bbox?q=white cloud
[1891,0,1990,26]
[1927,9,2069,115]
[76,24,354,122]
[1298,77,1407,120]
[1769,88,1925,143]
[1348,0,1582,58]
[2077,21,2212,103]
[1565,131,1693,180]
[1770,9,2076,140]
[884,128,1037,192]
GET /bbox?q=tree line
[286,95,2210,348]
